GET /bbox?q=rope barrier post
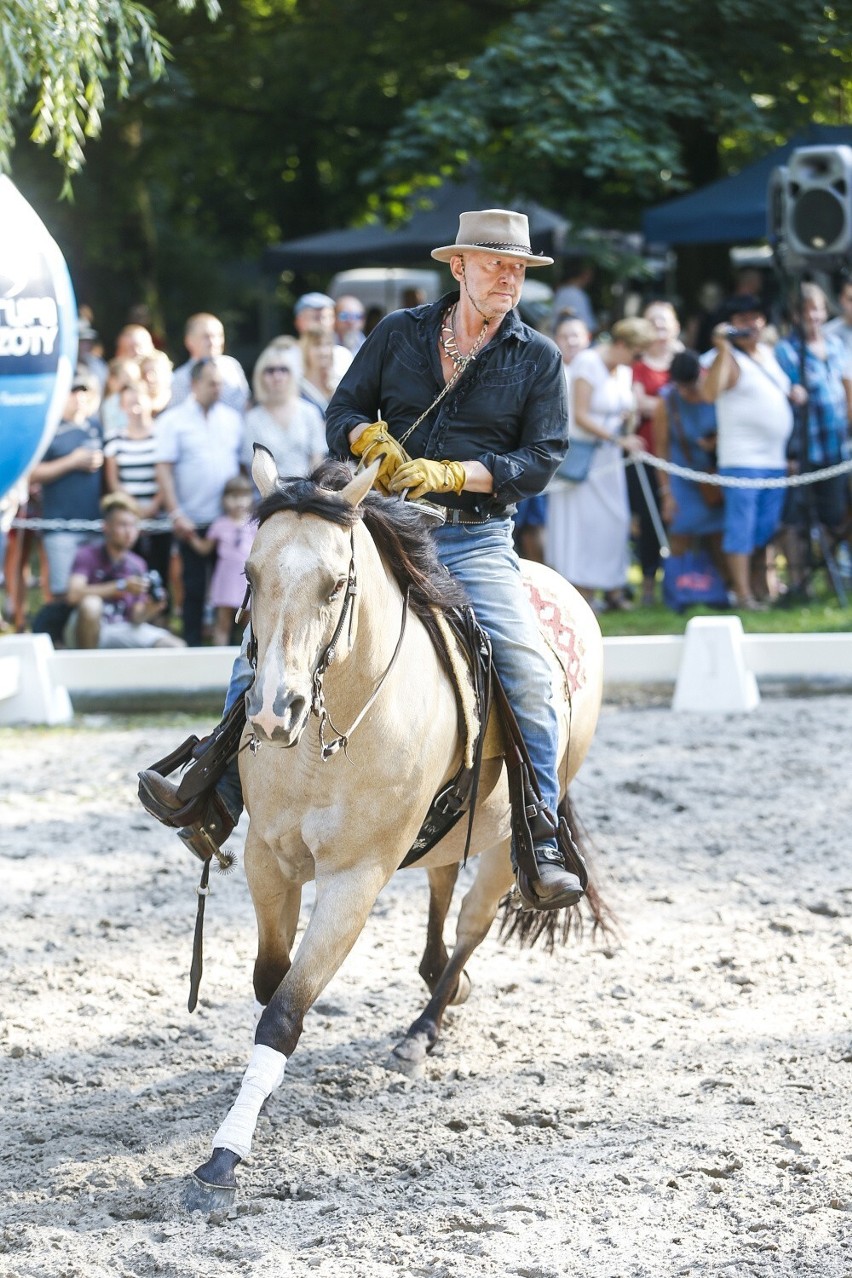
[632,458,670,559]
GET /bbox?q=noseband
[240,527,410,761]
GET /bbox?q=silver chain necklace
[439,303,489,370]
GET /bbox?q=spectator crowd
[1,292,363,648]
[540,269,852,613]
[2,274,851,646]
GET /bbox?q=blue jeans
[217,628,254,818]
[221,518,561,821]
[225,627,253,713]
[431,518,560,817]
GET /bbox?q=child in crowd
[186,474,255,646]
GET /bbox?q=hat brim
[431,244,553,268]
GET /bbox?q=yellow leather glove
[389,458,467,502]
[350,422,407,495]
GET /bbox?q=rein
[242,526,411,761]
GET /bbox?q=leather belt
[441,508,495,526]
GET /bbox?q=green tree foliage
[8,0,529,344]
[0,0,218,180]
[371,0,852,224]
[7,0,852,348]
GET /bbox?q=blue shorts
[720,468,786,556]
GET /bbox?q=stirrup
[138,769,207,829]
[514,862,584,912]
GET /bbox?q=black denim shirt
[325,292,568,515]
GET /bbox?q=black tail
[498,790,616,952]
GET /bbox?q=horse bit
[239,528,410,762]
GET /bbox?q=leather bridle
[239,527,410,761]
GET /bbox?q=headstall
[238,528,410,761]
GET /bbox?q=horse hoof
[449,969,472,1006]
[182,1148,241,1213]
[182,1176,237,1214]
[388,1029,433,1077]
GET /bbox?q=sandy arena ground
[1,692,851,1277]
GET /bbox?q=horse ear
[252,444,279,498]
[339,459,380,508]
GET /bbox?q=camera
[143,570,167,603]
[723,325,753,340]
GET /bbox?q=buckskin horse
[185,449,605,1209]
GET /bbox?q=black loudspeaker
[767,165,788,246]
[784,145,852,259]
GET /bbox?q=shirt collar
[424,291,530,344]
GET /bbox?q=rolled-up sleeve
[326,325,390,458]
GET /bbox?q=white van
[328,269,441,312]
[329,268,553,323]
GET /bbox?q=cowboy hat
[431,209,553,268]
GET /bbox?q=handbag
[556,438,599,484]
[668,394,723,508]
[662,549,729,614]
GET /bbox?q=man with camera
[64,493,185,649]
[701,294,807,609]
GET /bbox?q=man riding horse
[139,209,582,911]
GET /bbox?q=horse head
[243,447,378,749]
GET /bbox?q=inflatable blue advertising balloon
[0,176,78,499]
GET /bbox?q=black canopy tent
[643,125,852,246]
[262,178,569,273]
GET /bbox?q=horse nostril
[282,695,307,728]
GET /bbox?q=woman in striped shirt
[104,381,172,604]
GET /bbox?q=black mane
[255,461,469,623]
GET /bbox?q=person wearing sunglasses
[242,344,327,480]
[334,294,367,354]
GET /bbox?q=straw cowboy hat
[431,209,553,268]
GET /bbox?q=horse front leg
[243,831,304,1006]
[391,840,514,1076]
[186,861,389,1209]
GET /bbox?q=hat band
[468,240,538,254]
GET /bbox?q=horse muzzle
[245,686,310,748]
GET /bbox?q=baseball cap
[722,293,766,320]
[294,292,335,315]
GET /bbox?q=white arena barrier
[1,626,851,724]
[0,634,73,725]
[672,616,759,713]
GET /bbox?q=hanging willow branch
[0,0,219,182]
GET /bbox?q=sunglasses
[263,366,291,375]
[337,311,364,321]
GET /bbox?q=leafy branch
[0,0,218,182]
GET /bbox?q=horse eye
[329,576,346,600]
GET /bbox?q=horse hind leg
[419,863,457,987]
[391,839,513,1076]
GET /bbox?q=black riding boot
[513,807,587,912]
[138,701,246,862]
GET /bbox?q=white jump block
[0,655,21,702]
[0,634,73,725]
[673,616,759,714]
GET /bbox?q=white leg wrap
[211,1044,287,1160]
